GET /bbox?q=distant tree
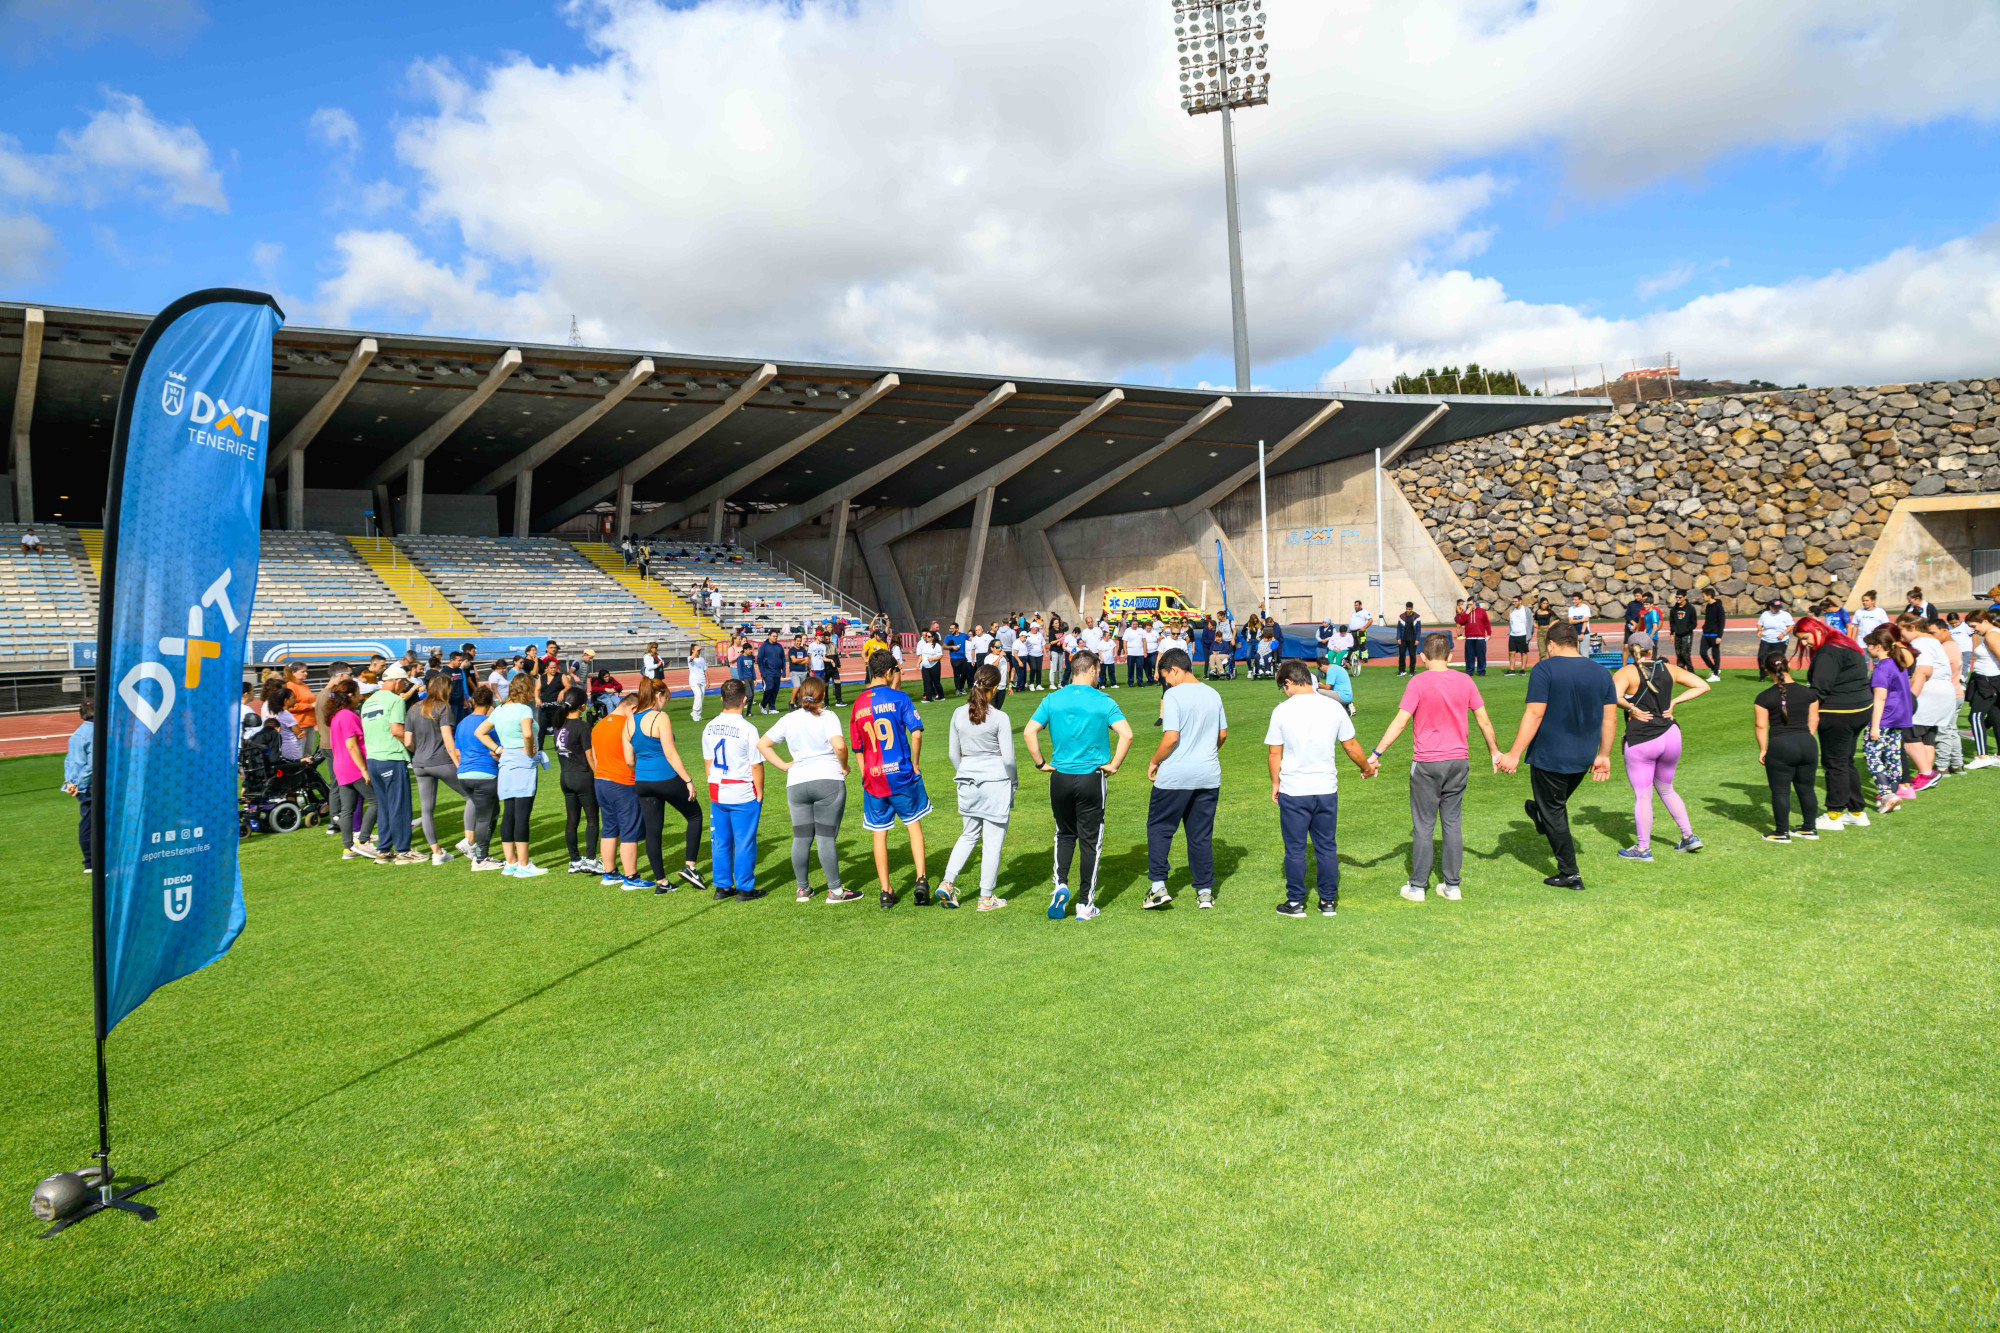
[1388,362,1536,396]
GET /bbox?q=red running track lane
[0,710,83,759]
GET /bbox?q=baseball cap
[381,664,409,681]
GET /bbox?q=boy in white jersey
[701,678,765,900]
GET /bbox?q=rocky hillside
[1393,379,2000,614]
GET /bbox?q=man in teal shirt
[1023,650,1134,921]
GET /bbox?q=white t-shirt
[1164,632,1190,656]
[1062,631,1079,652]
[1911,636,1958,725]
[762,707,844,786]
[917,640,944,668]
[1329,625,1354,652]
[982,649,1012,691]
[1024,630,1046,656]
[1508,605,1533,636]
[701,713,763,805]
[891,643,904,666]
[1123,627,1146,655]
[1347,611,1373,635]
[1263,692,1357,797]
[1757,610,1795,644]
[486,670,508,691]
[1949,623,1974,655]
[807,641,827,672]
[1854,607,1890,638]
[1142,628,1161,653]
[967,633,993,659]
[1567,603,1591,624]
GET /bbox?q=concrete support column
[707,497,727,544]
[10,308,43,525]
[1018,526,1073,623]
[863,537,917,629]
[287,448,306,531]
[514,469,534,538]
[953,486,996,627]
[826,501,852,591]
[615,476,635,541]
[405,457,425,536]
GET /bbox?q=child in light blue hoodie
[61,694,93,874]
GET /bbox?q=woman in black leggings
[1754,661,1821,843]
[553,687,602,872]
[1795,616,1872,826]
[630,680,706,891]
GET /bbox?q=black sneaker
[1318,898,1337,916]
[913,880,932,907]
[678,865,706,891]
[736,888,768,902]
[879,888,897,910]
[1542,873,1585,890]
[1275,901,1307,918]
[713,884,734,900]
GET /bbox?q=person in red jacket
[1459,598,1492,676]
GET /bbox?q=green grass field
[4,666,1996,1331]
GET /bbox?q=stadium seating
[0,526,97,666]
[646,542,849,632]
[397,535,700,651]
[247,531,424,640]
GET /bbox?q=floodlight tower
[1174,0,1270,393]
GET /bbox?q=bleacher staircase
[344,536,475,634]
[567,539,723,639]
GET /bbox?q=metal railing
[735,538,878,623]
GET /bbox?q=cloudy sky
[4,0,1999,391]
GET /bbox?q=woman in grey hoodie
[940,663,1018,911]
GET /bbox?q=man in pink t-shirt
[1368,631,1501,902]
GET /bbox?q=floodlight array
[1173,0,1269,115]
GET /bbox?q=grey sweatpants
[943,815,1009,896]
[786,778,846,891]
[1409,758,1469,888]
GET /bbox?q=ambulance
[1101,586,1203,626]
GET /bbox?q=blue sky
[5,0,2000,391]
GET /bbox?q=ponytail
[967,662,1000,725]
[1763,658,1790,725]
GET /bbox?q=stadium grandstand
[0,300,1593,675]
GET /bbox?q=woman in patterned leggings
[1862,625,1915,813]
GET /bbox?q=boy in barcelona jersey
[849,649,933,909]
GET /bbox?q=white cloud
[1320,228,2000,389]
[0,212,55,281]
[309,107,361,155]
[309,0,2000,380]
[1635,263,1697,301]
[53,92,227,211]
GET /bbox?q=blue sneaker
[1048,884,1070,920]
[1673,835,1703,852]
[601,873,625,886]
[1617,846,1653,862]
[622,876,657,892]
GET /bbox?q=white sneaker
[1706,673,1720,682]
[1814,815,1844,833]
[1436,883,1461,901]
[1844,811,1871,827]
[1399,883,1425,902]
[1966,755,1999,770]
[454,837,474,855]
[515,862,549,877]
[431,849,456,865]
[1075,903,1101,920]
[470,856,506,871]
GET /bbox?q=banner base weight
[40,1180,157,1239]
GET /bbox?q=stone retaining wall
[1393,378,2000,614]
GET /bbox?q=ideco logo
[158,369,269,441]
[118,567,244,735]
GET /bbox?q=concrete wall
[813,447,1468,628]
[1848,494,2000,604]
[300,488,376,535]
[397,493,499,537]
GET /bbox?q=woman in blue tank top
[627,680,706,893]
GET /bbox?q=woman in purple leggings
[1611,632,1711,861]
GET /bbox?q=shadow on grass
[1702,780,1774,832]
[984,835,1249,909]
[158,900,728,1183]
[1467,816,1556,875]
